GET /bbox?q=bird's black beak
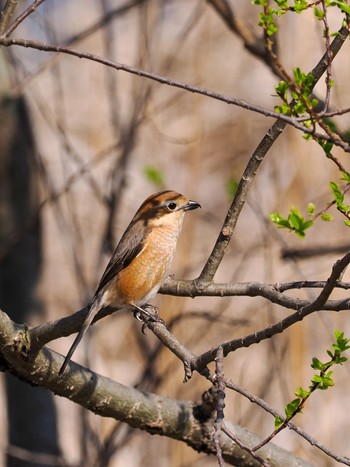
[184,199,201,211]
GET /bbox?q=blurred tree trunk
[0,94,61,466]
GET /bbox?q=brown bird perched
[59,190,201,375]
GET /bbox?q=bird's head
[133,190,201,228]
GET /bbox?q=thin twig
[221,425,269,467]
[0,0,18,35]
[0,35,349,153]
[193,250,350,371]
[3,0,46,37]
[225,379,350,466]
[321,0,332,112]
[196,24,350,282]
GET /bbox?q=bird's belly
[112,240,176,307]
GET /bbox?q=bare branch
[3,0,46,37]
[207,0,282,78]
[0,309,313,467]
[0,0,18,35]
[213,347,225,467]
[222,425,269,467]
[161,277,350,312]
[196,24,350,282]
[193,251,350,372]
[1,34,350,151]
[225,379,350,466]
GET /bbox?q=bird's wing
[94,221,149,296]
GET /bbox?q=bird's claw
[133,310,143,322]
[133,304,166,333]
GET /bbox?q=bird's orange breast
[105,225,180,307]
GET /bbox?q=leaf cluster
[275,330,350,429]
[269,207,313,238]
[330,172,350,226]
[253,0,350,38]
[274,67,318,117]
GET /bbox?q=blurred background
[0,1,350,466]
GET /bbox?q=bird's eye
[167,202,177,211]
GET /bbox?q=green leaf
[343,130,350,143]
[270,207,313,237]
[330,181,344,205]
[312,374,322,384]
[285,399,301,418]
[334,330,350,351]
[293,67,314,95]
[227,179,239,198]
[319,140,334,155]
[274,415,284,429]
[334,329,343,341]
[323,117,338,133]
[302,220,313,230]
[321,213,333,222]
[314,7,325,19]
[312,372,334,389]
[293,67,302,82]
[295,387,310,398]
[332,0,350,15]
[303,119,313,128]
[293,0,308,13]
[334,356,348,364]
[143,166,165,186]
[275,0,289,7]
[293,100,307,115]
[340,171,350,183]
[311,357,323,370]
[289,212,302,230]
[258,7,279,35]
[269,212,291,228]
[310,98,319,108]
[274,103,292,115]
[303,132,313,141]
[307,203,316,215]
[275,80,289,98]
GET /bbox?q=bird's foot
[133,304,166,333]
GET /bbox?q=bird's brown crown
[133,190,200,226]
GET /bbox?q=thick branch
[29,270,350,357]
[161,277,350,311]
[0,310,312,467]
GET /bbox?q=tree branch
[0,35,349,152]
[207,0,282,78]
[193,251,350,372]
[2,0,46,37]
[0,309,312,467]
[0,0,18,35]
[161,277,350,312]
[196,24,350,282]
[225,379,350,466]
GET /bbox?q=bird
[59,190,201,375]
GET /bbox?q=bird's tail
[59,298,101,376]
